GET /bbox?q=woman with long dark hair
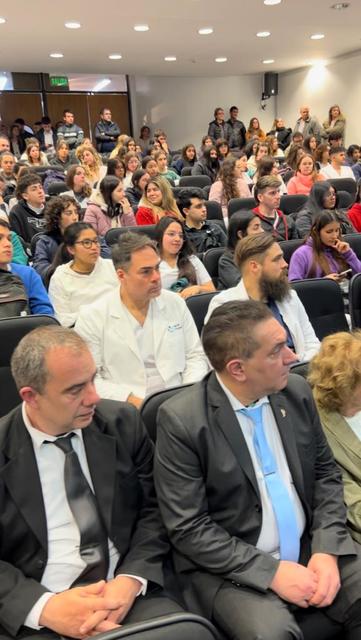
[296,181,355,238]
[125,169,150,212]
[289,210,361,281]
[156,216,214,298]
[218,210,264,289]
[84,175,135,235]
[106,157,126,180]
[48,221,118,326]
[209,156,251,221]
[62,165,92,209]
[172,144,197,175]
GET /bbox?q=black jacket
[226,118,246,149]
[94,120,121,153]
[36,129,57,151]
[125,186,143,213]
[267,127,292,151]
[184,221,227,253]
[9,201,46,245]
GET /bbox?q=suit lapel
[83,424,117,534]
[2,411,48,550]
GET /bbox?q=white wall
[129,74,276,149]
[277,51,361,146]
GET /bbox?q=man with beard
[253,176,299,241]
[205,233,319,363]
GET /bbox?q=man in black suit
[155,300,361,639]
[0,326,180,639]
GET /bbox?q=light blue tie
[240,404,300,562]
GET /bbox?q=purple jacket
[288,238,361,281]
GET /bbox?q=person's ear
[225,359,247,382]
[19,386,40,407]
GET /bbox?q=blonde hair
[76,144,103,182]
[308,331,361,412]
[139,176,182,223]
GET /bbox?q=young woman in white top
[48,222,118,327]
[156,216,215,299]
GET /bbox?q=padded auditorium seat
[186,291,219,335]
[179,175,212,188]
[105,225,157,246]
[292,278,349,341]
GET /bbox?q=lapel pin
[280,408,287,418]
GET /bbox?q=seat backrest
[337,190,353,209]
[105,225,157,246]
[349,273,361,329]
[0,315,60,418]
[279,238,303,264]
[30,232,46,257]
[47,181,68,196]
[291,278,349,340]
[344,233,361,260]
[203,248,225,287]
[280,194,308,215]
[328,177,357,200]
[205,200,223,221]
[179,175,211,188]
[186,291,219,335]
[180,166,192,176]
[93,612,222,640]
[228,197,257,217]
[140,385,193,442]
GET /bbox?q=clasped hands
[39,575,142,639]
[270,553,341,609]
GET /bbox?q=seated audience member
[94,107,120,154]
[348,182,361,231]
[49,140,73,170]
[284,143,305,173]
[328,131,344,151]
[0,199,28,265]
[154,298,361,640]
[32,196,80,282]
[0,135,10,153]
[107,157,126,180]
[293,105,326,142]
[125,169,150,213]
[154,150,178,184]
[19,137,41,162]
[0,151,16,190]
[209,157,251,223]
[109,134,131,160]
[303,135,317,156]
[9,124,24,157]
[122,152,141,189]
[321,146,356,181]
[172,144,197,175]
[253,175,298,240]
[136,176,183,225]
[9,173,46,244]
[76,144,106,188]
[206,233,319,361]
[218,210,264,290]
[309,331,361,544]
[246,141,270,178]
[245,116,266,142]
[178,187,227,253]
[0,175,9,217]
[24,142,49,167]
[252,157,287,194]
[266,117,292,150]
[314,143,330,171]
[75,232,208,405]
[346,144,360,167]
[198,134,214,159]
[287,154,324,195]
[284,131,304,157]
[154,130,171,157]
[84,176,135,236]
[208,107,227,141]
[0,326,181,640]
[323,104,346,139]
[226,105,246,151]
[236,151,253,185]
[141,155,159,179]
[122,138,138,156]
[215,138,231,163]
[191,146,220,183]
[0,219,53,316]
[61,165,92,210]
[49,222,118,327]
[288,211,361,282]
[266,135,284,159]
[57,109,84,149]
[138,124,152,154]
[36,116,57,154]
[296,181,355,238]
[156,216,215,298]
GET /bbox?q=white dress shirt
[216,375,306,558]
[22,405,146,629]
[124,305,165,396]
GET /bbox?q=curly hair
[218,157,243,203]
[44,195,80,233]
[76,144,103,182]
[308,331,361,412]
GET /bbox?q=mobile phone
[338,269,352,278]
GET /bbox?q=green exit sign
[50,76,69,87]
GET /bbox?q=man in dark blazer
[154,300,361,639]
[0,326,180,639]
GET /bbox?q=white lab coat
[204,279,320,363]
[75,288,209,401]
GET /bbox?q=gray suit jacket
[154,372,355,616]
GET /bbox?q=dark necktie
[49,433,109,585]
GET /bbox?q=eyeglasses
[165,231,184,239]
[74,238,100,248]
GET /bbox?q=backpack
[0,269,29,318]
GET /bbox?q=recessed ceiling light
[0,17,6,24]
[134,24,149,32]
[215,57,228,63]
[264,0,281,4]
[310,33,325,39]
[108,54,122,60]
[164,56,177,62]
[257,31,271,37]
[330,1,349,7]
[64,21,81,29]
[49,52,64,58]
[263,59,275,64]
[198,27,213,35]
